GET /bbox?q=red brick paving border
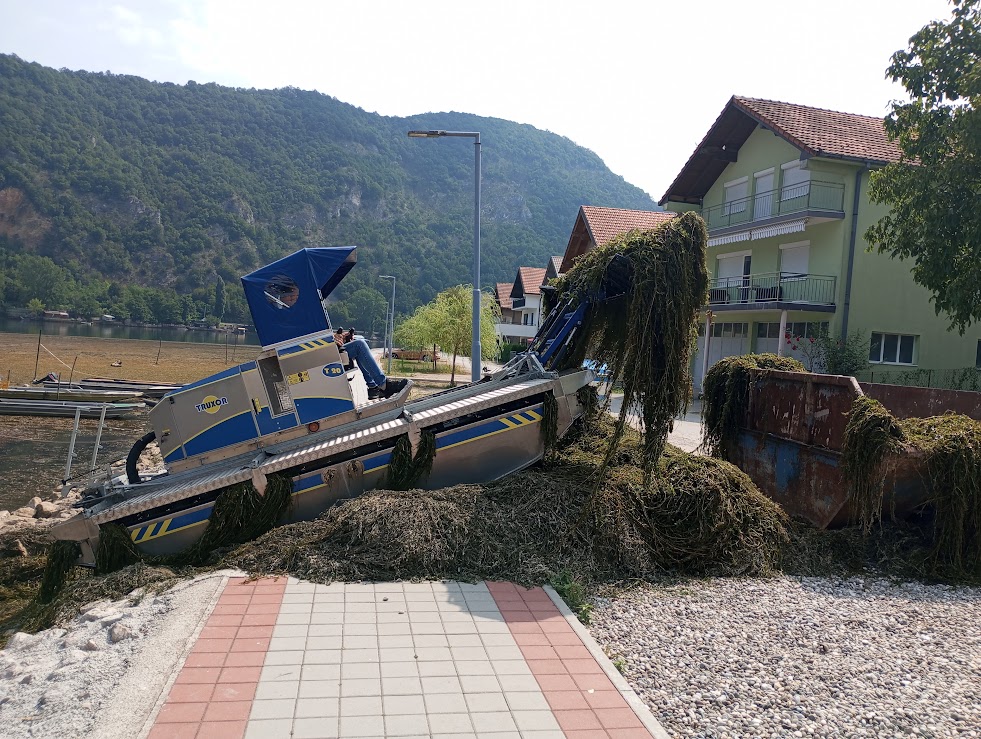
[147,577,286,739]
[487,581,654,739]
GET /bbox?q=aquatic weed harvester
[50,212,709,568]
[49,247,596,565]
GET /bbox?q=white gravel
[0,572,225,738]
[588,576,981,738]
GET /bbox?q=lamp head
[407,130,445,138]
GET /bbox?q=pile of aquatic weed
[841,399,981,580]
[228,414,790,584]
[550,211,708,477]
[0,473,295,638]
[702,353,806,458]
[0,526,52,631]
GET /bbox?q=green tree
[396,285,500,385]
[866,0,981,333]
[26,297,45,317]
[214,276,226,324]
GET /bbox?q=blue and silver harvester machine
[52,246,594,565]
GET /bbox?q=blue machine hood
[241,247,357,348]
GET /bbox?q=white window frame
[780,160,811,201]
[869,332,917,365]
[779,240,810,280]
[723,176,749,216]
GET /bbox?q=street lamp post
[408,129,481,383]
[380,275,396,375]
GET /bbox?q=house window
[869,332,916,364]
[781,161,810,201]
[711,322,748,338]
[758,321,828,339]
[780,241,810,278]
[723,177,748,216]
[753,169,775,220]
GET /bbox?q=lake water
[0,317,261,346]
[0,414,148,512]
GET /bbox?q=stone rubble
[588,576,981,738]
[0,442,165,533]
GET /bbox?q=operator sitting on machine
[334,327,406,400]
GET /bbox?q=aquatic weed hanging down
[552,211,709,478]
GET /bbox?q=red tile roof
[495,282,514,310]
[734,97,903,164]
[549,256,563,277]
[513,267,547,298]
[661,96,904,204]
[581,206,676,247]
[560,206,677,273]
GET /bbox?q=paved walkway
[144,577,667,739]
[606,395,703,454]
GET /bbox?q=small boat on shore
[0,398,146,419]
[39,377,181,400]
[0,385,143,403]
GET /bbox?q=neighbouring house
[494,256,565,346]
[659,95,981,390]
[510,266,548,333]
[42,310,70,320]
[559,206,676,274]
[545,255,563,282]
[493,282,528,345]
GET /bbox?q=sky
[0,0,954,201]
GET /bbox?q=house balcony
[511,297,526,309]
[707,272,837,312]
[495,322,537,339]
[701,181,846,241]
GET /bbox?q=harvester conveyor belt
[86,375,557,524]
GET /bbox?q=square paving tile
[304,650,342,665]
[593,707,645,729]
[503,690,549,711]
[464,692,509,712]
[294,697,340,718]
[202,700,252,722]
[554,708,603,731]
[197,719,247,739]
[219,666,261,684]
[264,650,304,666]
[382,676,424,695]
[384,713,431,736]
[470,711,518,732]
[298,681,341,699]
[339,677,381,697]
[459,675,501,693]
[425,712,473,733]
[291,716,340,738]
[338,714,384,737]
[249,697,295,720]
[244,718,293,738]
[381,661,420,678]
[211,683,257,702]
[260,664,302,682]
[338,695,382,716]
[254,680,299,700]
[512,710,561,732]
[423,692,469,714]
[156,702,207,723]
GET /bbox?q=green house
[660,96,981,390]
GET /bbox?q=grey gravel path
[588,576,981,738]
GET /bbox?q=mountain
[0,54,656,329]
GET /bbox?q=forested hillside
[0,54,655,329]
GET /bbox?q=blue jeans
[344,338,386,388]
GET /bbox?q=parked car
[384,347,441,361]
